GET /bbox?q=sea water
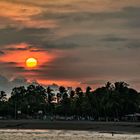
[0,129,140,140]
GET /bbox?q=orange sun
[26,57,38,68]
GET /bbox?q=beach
[0,129,140,140]
[0,120,140,140]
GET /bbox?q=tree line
[0,81,140,121]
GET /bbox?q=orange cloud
[0,43,55,69]
[37,79,81,88]
[0,1,41,20]
[0,1,57,28]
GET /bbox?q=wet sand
[0,120,140,134]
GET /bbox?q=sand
[0,129,140,140]
[0,120,140,139]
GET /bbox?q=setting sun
[26,57,38,68]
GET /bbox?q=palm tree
[86,86,92,93]
[25,84,47,116]
[70,90,75,99]
[9,86,26,119]
[47,86,53,103]
[0,91,8,117]
[75,87,83,98]
[0,91,7,102]
[59,86,66,94]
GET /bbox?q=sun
[26,57,38,68]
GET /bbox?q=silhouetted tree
[0,91,7,102]
[0,81,139,121]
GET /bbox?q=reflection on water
[0,129,140,140]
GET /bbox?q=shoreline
[0,120,140,134]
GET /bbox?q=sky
[0,0,140,93]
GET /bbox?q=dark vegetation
[0,82,140,121]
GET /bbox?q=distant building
[47,85,73,104]
[125,113,140,121]
[48,83,59,95]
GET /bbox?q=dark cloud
[37,6,140,25]
[54,34,97,46]
[0,6,139,51]
[0,75,29,95]
[0,27,50,46]
[0,61,17,66]
[0,61,27,75]
[81,80,106,85]
[4,47,28,51]
[126,41,140,49]
[101,36,128,42]
[31,6,140,51]
[29,49,45,52]
[127,19,140,28]
[0,51,5,55]
[0,27,79,50]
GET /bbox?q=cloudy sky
[0,0,140,93]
